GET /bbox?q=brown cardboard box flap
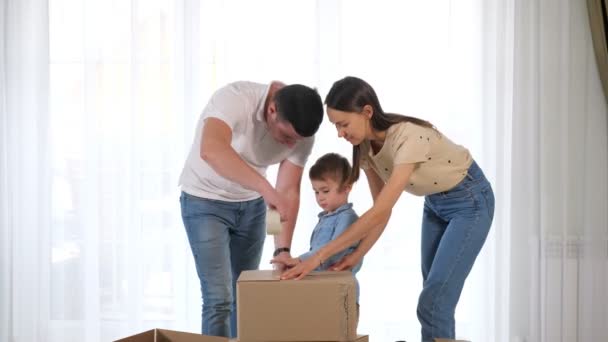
[114,328,228,342]
[230,334,369,342]
[237,270,281,282]
[237,270,353,283]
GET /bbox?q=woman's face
[326,107,371,145]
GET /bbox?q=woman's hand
[280,254,322,280]
[330,251,364,271]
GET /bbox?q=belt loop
[466,172,474,181]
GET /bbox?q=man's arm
[200,118,285,213]
[272,159,304,251]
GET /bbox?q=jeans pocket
[480,186,495,220]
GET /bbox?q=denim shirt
[298,203,363,302]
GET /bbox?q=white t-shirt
[179,81,315,201]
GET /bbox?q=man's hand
[270,254,300,269]
[270,252,294,271]
[262,188,290,223]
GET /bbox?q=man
[178,80,323,338]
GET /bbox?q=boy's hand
[330,251,363,271]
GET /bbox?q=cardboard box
[237,270,357,341]
[229,335,368,342]
[114,328,228,342]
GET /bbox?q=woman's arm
[281,163,415,280]
[319,212,359,269]
[356,168,391,252]
[330,168,389,271]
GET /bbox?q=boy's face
[311,177,351,213]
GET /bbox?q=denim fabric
[180,191,266,338]
[298,203,363,301]
[417,161,495,341]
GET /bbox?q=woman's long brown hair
[324,76,433,183]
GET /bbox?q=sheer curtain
[1,1,51,342]
[2,0,607,341]
[514,0,607,340]
[484,0,608,341]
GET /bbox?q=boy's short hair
[309,153,353,188]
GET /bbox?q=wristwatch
[273,247,290,257]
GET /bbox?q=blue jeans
[180,192,266,338]
[417,161,495,342]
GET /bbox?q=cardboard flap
[159,329,228,342]
[114,328,228,342]
[302,271,354,284]
[155,330,171,342]
[114,329,155,342]
[238,270,281,282]
[237,270,355,284]
[228,335,368,342]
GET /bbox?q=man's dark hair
[309,153,353,189]
[274,84,323,137]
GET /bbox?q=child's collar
[317,202,353,218]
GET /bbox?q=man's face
[268,103,303,147]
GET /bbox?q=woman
[281,76,495,341]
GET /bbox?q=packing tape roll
[266,209,282,235]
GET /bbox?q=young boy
[271,152,363,302]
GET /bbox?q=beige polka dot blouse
[360,122,473,196]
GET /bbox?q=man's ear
[267,102,278,122]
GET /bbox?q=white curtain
[484,0,608,341]
[2,0,607,341]
[2,1,51,342]
[516,0,608,340]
